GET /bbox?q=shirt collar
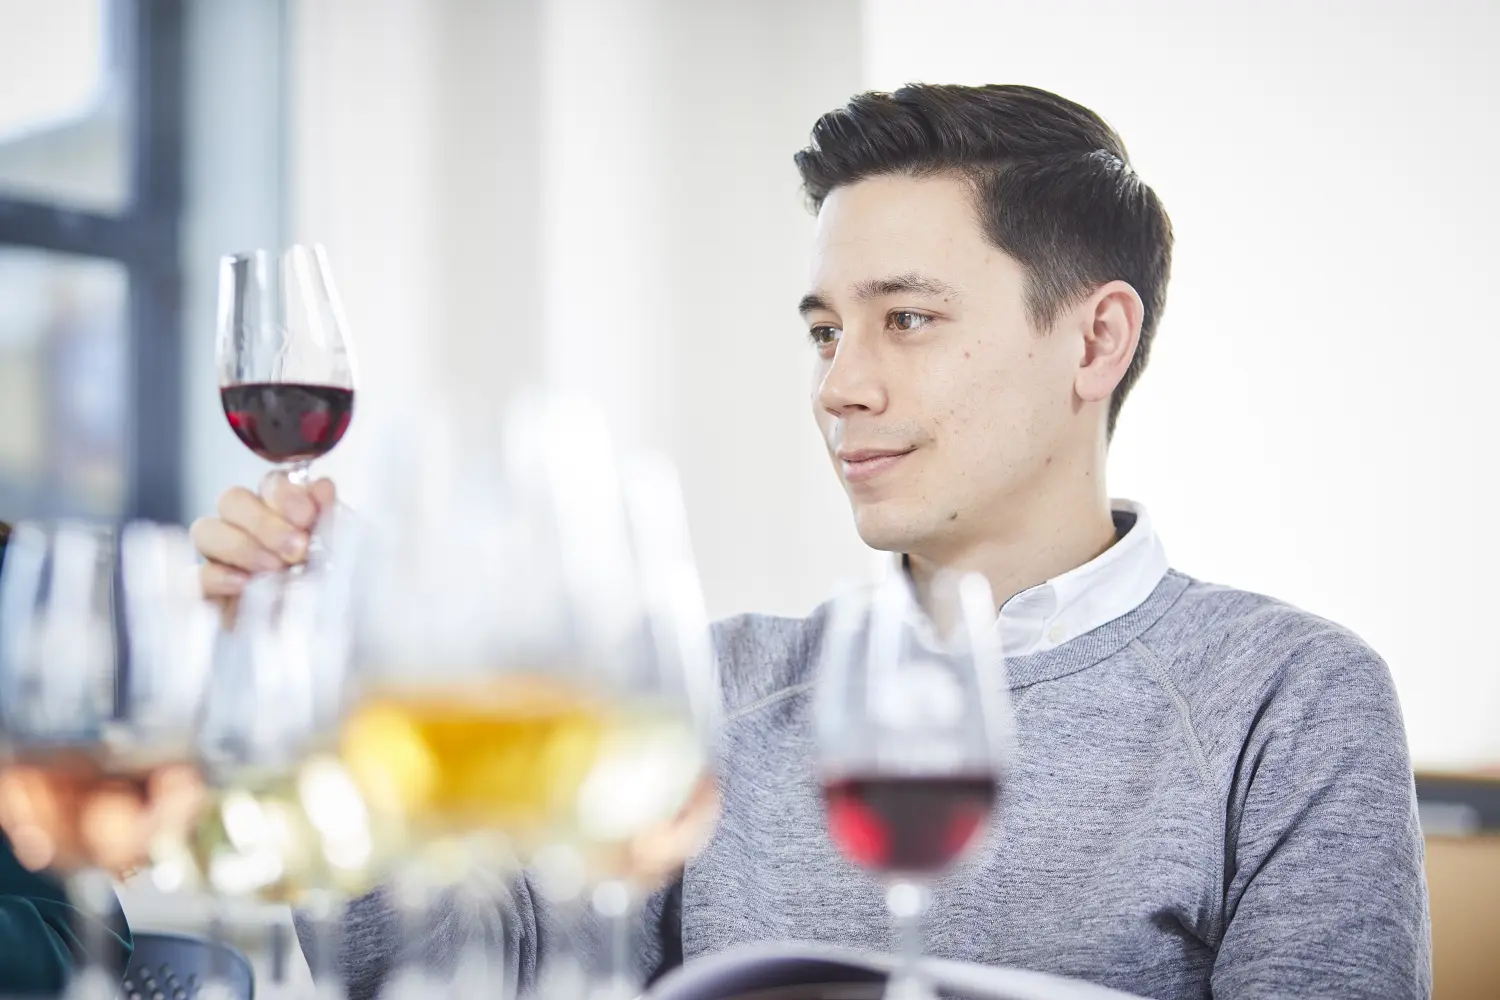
[888,500,1169,657]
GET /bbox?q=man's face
[803,174,1086,559]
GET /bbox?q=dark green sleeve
[0,833,132,996]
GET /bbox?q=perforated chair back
[119,931,254,1000]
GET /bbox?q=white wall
[180,0,288,523]
[282,0,873,621]
[864,0,1500,767]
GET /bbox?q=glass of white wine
[575,452,721,1000]
[498,395,720,1000]
[0,521,212,1000]
[336,419,558,999]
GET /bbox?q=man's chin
[850,501,930,554]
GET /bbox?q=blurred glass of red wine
[0,746,202,874]
[824,773,996,875]
[220,382,354,464]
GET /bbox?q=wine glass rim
[219,242,329,262]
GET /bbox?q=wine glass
[217,244,356,488]
[500,394,720,1000]
[580,452,720,1000]
[0,521,212,1000]
[188,517,375,1000]
[336,422,540,999]
[814,571,1011,1000]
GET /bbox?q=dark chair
[119,932,255,1000]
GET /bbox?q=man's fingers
[219,485,309,564]
[190,515,284,575]
[198,561,250,598]
[261,471,319,530]
[627,773,721,886]
[309,477,339,515]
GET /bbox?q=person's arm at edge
[1210,625,1431,999]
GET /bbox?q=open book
[647,942,1148,1000]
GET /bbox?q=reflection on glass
[0,0,129,212]
[0,247,128,519]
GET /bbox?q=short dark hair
[794,84,1173,437]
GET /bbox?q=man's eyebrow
[798,273,960,317]
[852,273,959,301]
[798,292,831,317]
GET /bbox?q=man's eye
[809,325,841,348]
[888,311,932,332]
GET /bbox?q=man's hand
[189,472,338,615]
[625,773,720,886]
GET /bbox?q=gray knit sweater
[302,571,1431,999]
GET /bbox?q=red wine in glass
[220,382,354,465]
[217,245,356,487]
[823,772,996,875]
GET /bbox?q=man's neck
[904,471,1118,614]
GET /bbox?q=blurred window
[0,0,183,521]
[0,0,129,212]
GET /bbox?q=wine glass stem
[538,896,588,1000]
[283,462,315,575]
[303,888,346,1000]
[285,462,313,487]
[65,869,118,1000]
[885,880,932,1000]
[207,897,231,992]
[590,880,635,1000]
[389,864,437,1000]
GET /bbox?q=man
[0,522,133,995]
[188,85,1430,998]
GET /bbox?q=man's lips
[837,447,915,483]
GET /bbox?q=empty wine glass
[188,517,372,1000]
[217,244,356,488]
[814,572,1011,1000]
[0,521,212,1000]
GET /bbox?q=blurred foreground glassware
[328,391,721,999]
[0,521,211,1000]
[334,411,531,999]
[500,396,720,1000]
[184,507,373,1000]
[814,572,1011,1000]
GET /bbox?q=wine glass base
[65,966,117,1000]
[884,974,937,1000]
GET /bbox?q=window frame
[0,0,185,523]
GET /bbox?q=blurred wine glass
[814,572,1011,1000]
[0,521,212,1000]
[332,392,721,999]
[500,395,721,1000]
[184,513,374,999]
[217,244,356,487]
[334,414,539,998]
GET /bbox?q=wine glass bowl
[0,520,218,1000]
[815,571,1010,1000]
[217,244,356,484]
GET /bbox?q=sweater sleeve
[0,833,132,995]
[1210,625,1431,999]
